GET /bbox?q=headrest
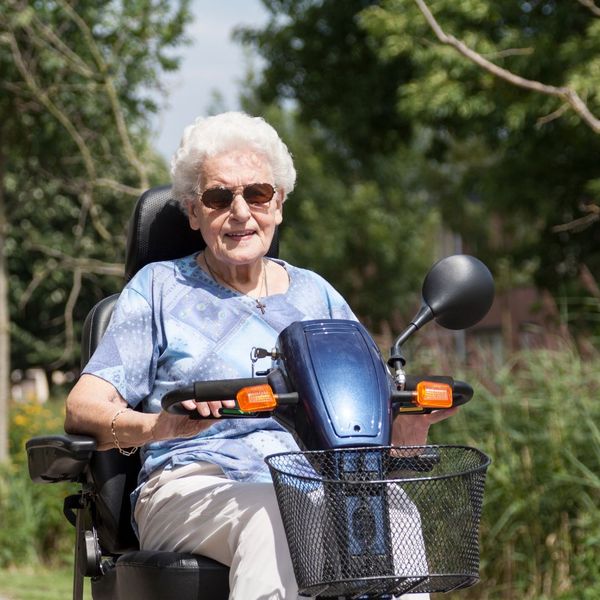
[124,185,280,281]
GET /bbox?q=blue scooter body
[274,319,394,451]
[272,319,396,586]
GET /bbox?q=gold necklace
[202,253,269,314]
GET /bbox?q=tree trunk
[0,146,9,463]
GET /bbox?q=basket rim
[298,571,480,596]
[264,444,491,485]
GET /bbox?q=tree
[360,0,600,333]
[242,0,600,340]
[0,0,191,462]
[237,6,441,332]
[412,0,600,135]
[236,0,415,174]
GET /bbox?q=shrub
[423,346,600,599]
[0,399,74,568]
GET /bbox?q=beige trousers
[134,462,429,600]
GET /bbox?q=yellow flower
[13,414,27,427]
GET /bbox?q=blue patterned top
[83,253,356,520]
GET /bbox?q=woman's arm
[65,374,231,451]
[391,407,460,446]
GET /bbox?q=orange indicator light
[236,384,278,412]
[415,381,453,409]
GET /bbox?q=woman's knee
[229,484,298,598]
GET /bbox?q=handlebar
[161,376,299,419]
[162,373,473,419]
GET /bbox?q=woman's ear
[187,197,201,230]
[274,188,284,225]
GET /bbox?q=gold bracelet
[110,408,139,456]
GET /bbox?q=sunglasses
[199,183,277,210]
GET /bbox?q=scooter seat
[91,550,229,600]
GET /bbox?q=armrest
[26,434,97,483]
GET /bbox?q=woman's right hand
[150,399,237,442]
[65,374,238,449]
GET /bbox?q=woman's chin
[214,242,268,265]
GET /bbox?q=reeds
[423,345,600,599]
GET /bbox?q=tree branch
[77,189,111,241]
[414,0,600,133]
[18,267,49,310]
[29,13,96,79]
[4,31,122,241]
[50,267,82,369]
[27,244,125,277]
[483,47,534,59]
[577,0,600,18]
[552,203,600,233]
[536,103,570,128]
[4,32,98,179]
[57,0,150,189]
[95,178,146,197]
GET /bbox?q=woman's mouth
[225,230,255,241]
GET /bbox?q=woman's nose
[229,193,251,220]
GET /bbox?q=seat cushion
[91,550,229,600]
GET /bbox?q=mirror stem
[391,324,416,355]
[389,303,434,359]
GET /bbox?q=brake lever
[186,408,273,420]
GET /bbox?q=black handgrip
[161,377,271,416]
[451,379,474,406]
[161,385,195,415]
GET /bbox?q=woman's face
[187,150,283,268]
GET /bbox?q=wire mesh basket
[265,445,490,599]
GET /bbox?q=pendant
[255,299,266,314]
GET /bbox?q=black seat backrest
[81,295,140,554]
[83,185,279,554]
[125,185,204,281]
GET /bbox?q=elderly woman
[65,112,454,600]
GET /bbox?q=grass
[0,565,91,600]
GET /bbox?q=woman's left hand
[391,407,460,446]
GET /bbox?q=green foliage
[235,100,439,330]
[0,0,189,372]
[243,0,600,339]
[418,347,600,599]
[360,0,600,334]
[0,400,73,568]
[236,0,414,170]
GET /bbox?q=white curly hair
[170,111,297,209]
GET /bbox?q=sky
[152,0,270,160]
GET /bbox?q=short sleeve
[82,284,159,407]
[308,270,358,321]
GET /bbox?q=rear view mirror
[392,255,495,352]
